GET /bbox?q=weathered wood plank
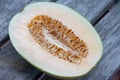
[57,0,113,24]
[0,0,51,43]
[38,74,61,80]
[78,2,120,80]
[0,41,41,80]
[40,2,120,80]
[0,0,30,42]
[0,0,52,80]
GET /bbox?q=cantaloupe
[9,2,103,79]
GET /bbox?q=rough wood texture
[57,0,113,24]
[38,74,60,80]
[0,0,51,43]
[0,0,51,80]
[40,2,120,80]
[0,0,30,42]
[0,0,119,80]
[79,2,120,80]
[0,41,40,80]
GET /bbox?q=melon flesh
[9,2,103,78]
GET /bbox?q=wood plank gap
[93,10,109,26]
[50,0,57,2]
[0,34,9,49]
[37,73,46,80]
[93,3,114,26]
[0,40,10,50]
[109,66,120,80]
[114,0,120,4]
[32,72,43,80]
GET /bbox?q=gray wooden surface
[0,41,39,80]
[0,0,114,42]
[0,0,120,80]
[57,0,113,24]
[0,0,51,42]
[80,3,120,80]
[0,0,50,80]
[0,0,30,42]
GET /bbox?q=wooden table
[0,0,120,80]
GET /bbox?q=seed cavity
[27,15,88,64]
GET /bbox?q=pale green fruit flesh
[9,2,103,79]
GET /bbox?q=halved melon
[9,2,103,79]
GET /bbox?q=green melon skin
[9,2,103,79]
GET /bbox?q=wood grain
[0,42,41,80]
[79,2,120,80]
[57,0,113,24]
[0,0,51,43]
[0,0,30,42]
[0,0,51,80]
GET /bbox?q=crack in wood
[0,35,9,49]
[32,72,43,80]
[93,3,114,26]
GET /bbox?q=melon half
[9,2,103,79]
